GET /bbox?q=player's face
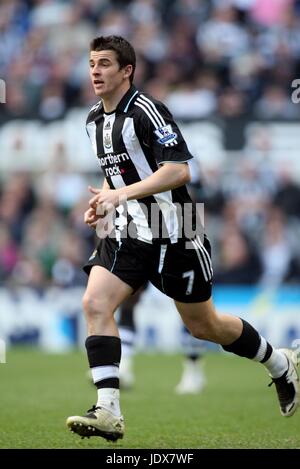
[89,50,130,98]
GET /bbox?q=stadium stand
[1,0,300,294]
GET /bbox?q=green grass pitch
[0,348,299,449]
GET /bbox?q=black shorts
[83,235,213,303]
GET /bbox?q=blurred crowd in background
[1,0,300,291]
[1,0,300,122]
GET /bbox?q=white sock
[96,388,121,417]
[263,349,289,378]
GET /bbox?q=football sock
[262,350,289,378]
[85,335,121,416]
[96,388,121,416]
[222,319,288,377]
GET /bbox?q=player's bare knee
[189,318,218,341]
[82,294,112,321]
[189,326,208,340]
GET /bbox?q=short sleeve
[134,94,194,165]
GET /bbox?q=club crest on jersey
[104,133,112,150]
[154,125,177,145]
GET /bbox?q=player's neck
[102,82,131,113]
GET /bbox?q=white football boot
[66,405,124,441]
[268,348,299,417]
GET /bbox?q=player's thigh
[83,265,134,314]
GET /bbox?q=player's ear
[123,65,133,80]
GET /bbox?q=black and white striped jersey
[86,85,198,244]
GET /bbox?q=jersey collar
[116,85,139,114]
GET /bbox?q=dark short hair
[90,35,136,84]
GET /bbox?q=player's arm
[88,163,190,210]
[118,162,190,200]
